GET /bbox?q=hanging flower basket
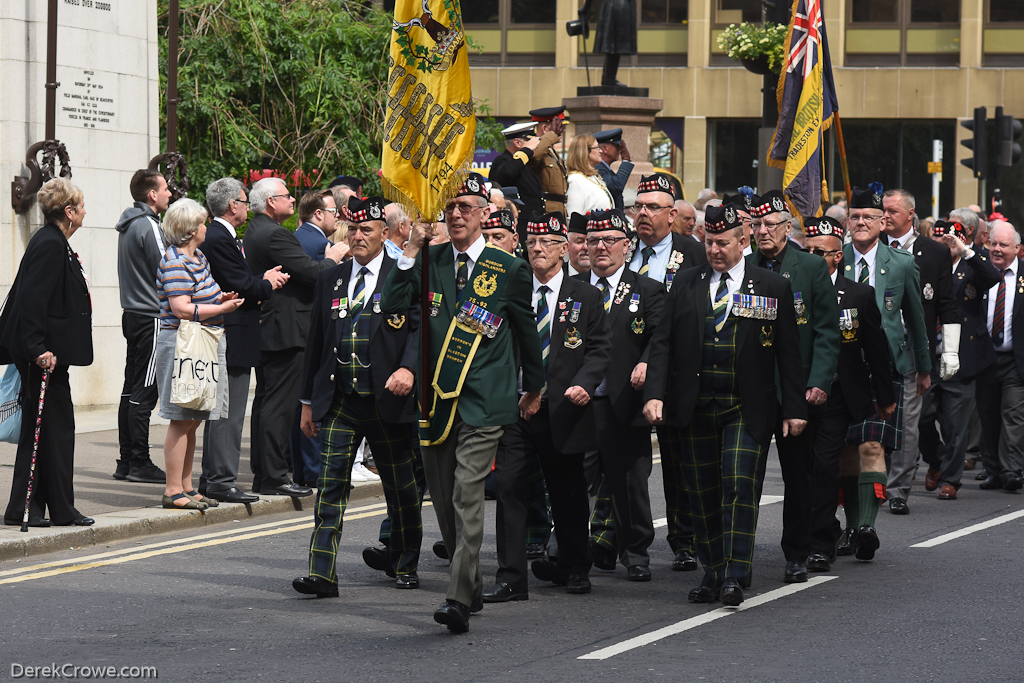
[717,22,788,75]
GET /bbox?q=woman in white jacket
[565,134,613,218]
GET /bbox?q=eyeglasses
[633,203,671,215]
[526,237,565,249]
[444,203,482,216]
[589,145,601,151]
[803,247,840,257]
[849,213,883,223]
[233,198,251,206]
[269,193,292,201]
[752,219,790,231]
[322,207,339,215]
[586,236,627,248]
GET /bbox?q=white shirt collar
[213,216,237,238]
[454,234,487,265]
[711,257,745,285]
[831,269,838,285]
[533,268,564,297]
[590,262,627,291]
[303,221,327,240]
[852,240,879,266]
[353,248,386,278]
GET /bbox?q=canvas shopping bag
[170,320,223,411]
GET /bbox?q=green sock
[840,476,860,530]
[858,472,888,528]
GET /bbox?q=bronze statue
[580,0,637,87]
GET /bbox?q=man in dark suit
[919,220,1001,500]
[489,122,544,239]
[801,216,895,572]
[643,204,807,606]
[574,208,665,582]
[292,196,423,597]
[975,223,1024,491]
[243,177,348,497]
[198,178,288,503]
[381,173,544,633]
[627,173,707,574]
[594,128,633,212]
[483,212,612,601]
[882,189,959,514]
[747,190,840,583]
[567,213,591,277]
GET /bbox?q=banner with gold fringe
[381,0,476,221]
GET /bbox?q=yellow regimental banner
[381,0,476,220]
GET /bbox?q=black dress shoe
[433,600,470,633]
[261,481,313,497]
[362,546,397,578]
[672,548,699,572]
[784,560,808,583]
[470,597,483,613]
[627,565,652,582]
[979,474,1003,489]
[836,527,855,556]
[525,542,546,559]
[806,553,831,572]
[976,468,990,481]
[395,573,419,589]
[432,540,449,560]
[721,578,744,606]
[207,487,259,504]
[889,498,909,515]
[588,539,616,571]
[4,517,51,527]
[531,559,568,585]
[566,574,592,594]
[855,525,879,561]
[1002,473,1023,491]
[688,585,720,603]
[55,515,94,527]
[292,576,339,598]
[481,582,528,602]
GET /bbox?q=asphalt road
[2,451,1023,683]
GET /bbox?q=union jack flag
[767,0,839,222]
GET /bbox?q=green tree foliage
[158,0,505,207]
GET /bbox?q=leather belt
[542,192,566,203]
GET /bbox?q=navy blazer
[295,222,330,262]
[597,160,634,212]
[200,219,272,367]
[301,254,419,425]
[977,257,1024,381]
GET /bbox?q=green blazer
[842,241,931,376]
[381,241,544,428]
[747,245,840,394]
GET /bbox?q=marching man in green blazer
[381,172,544,633]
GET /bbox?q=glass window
[850,0,898,23]
[641,0,688,24]
[910,0,958,23]
[711,120,760,194]
[716,0,760,24]
[511,0,556,23]
[464,0,500,23]
[990,0,1024,22]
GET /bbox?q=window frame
[844,0,961,67]
[574,0,689,67]
[464,0,557,67]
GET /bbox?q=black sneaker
[126,462,166,483]
[112,460,130,480]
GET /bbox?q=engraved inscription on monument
[60,69,118,130]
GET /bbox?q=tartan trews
[680,401,768,589]
[308,391,421,584]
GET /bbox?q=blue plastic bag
[0,364,23,443]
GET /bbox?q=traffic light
[960,106,987,179]
[995,106,1022,167]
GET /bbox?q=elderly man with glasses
[745,190,840,584]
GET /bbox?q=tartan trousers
[308,390,422,584]
[657,425,695,553]
[681,400,768,589]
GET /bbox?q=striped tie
[993,269,1009,345]
[456,253,470,297]
[638,247,655,276]
[858,257,870,285]
[713,273,730,332]
[536,285,550,395]
[351,266,369,321]
[598,277,612,314]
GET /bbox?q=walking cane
[20,369,51,532]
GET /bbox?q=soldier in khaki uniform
[528,106,569,217]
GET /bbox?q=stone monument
[1,0,161,406]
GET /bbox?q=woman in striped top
[155,198,244,510]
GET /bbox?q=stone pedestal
[561,95,664,195]
[1,1,160,407]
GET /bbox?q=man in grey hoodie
[114,169,172,482]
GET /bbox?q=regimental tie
[638,247,655,276]
[536,285,550,395]
[993,268,1010,345]
[713,273,730,333]
[456,253,470,297]
[858,257,870,285]
[351,266,369,321]
[598,277,612,314]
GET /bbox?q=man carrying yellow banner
[381,173,544,633]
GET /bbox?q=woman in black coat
[1,177,94,527]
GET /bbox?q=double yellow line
[0,500,421,585]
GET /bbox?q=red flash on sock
[874,482,887,500]
[838,489,845,507]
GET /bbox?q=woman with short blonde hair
[565,134,613,217]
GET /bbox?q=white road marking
[577,576,838,660]
[652,496,783,529]
[910,509,1024,548]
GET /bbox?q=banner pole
[834,112,853,204]
[419,219,431,433]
